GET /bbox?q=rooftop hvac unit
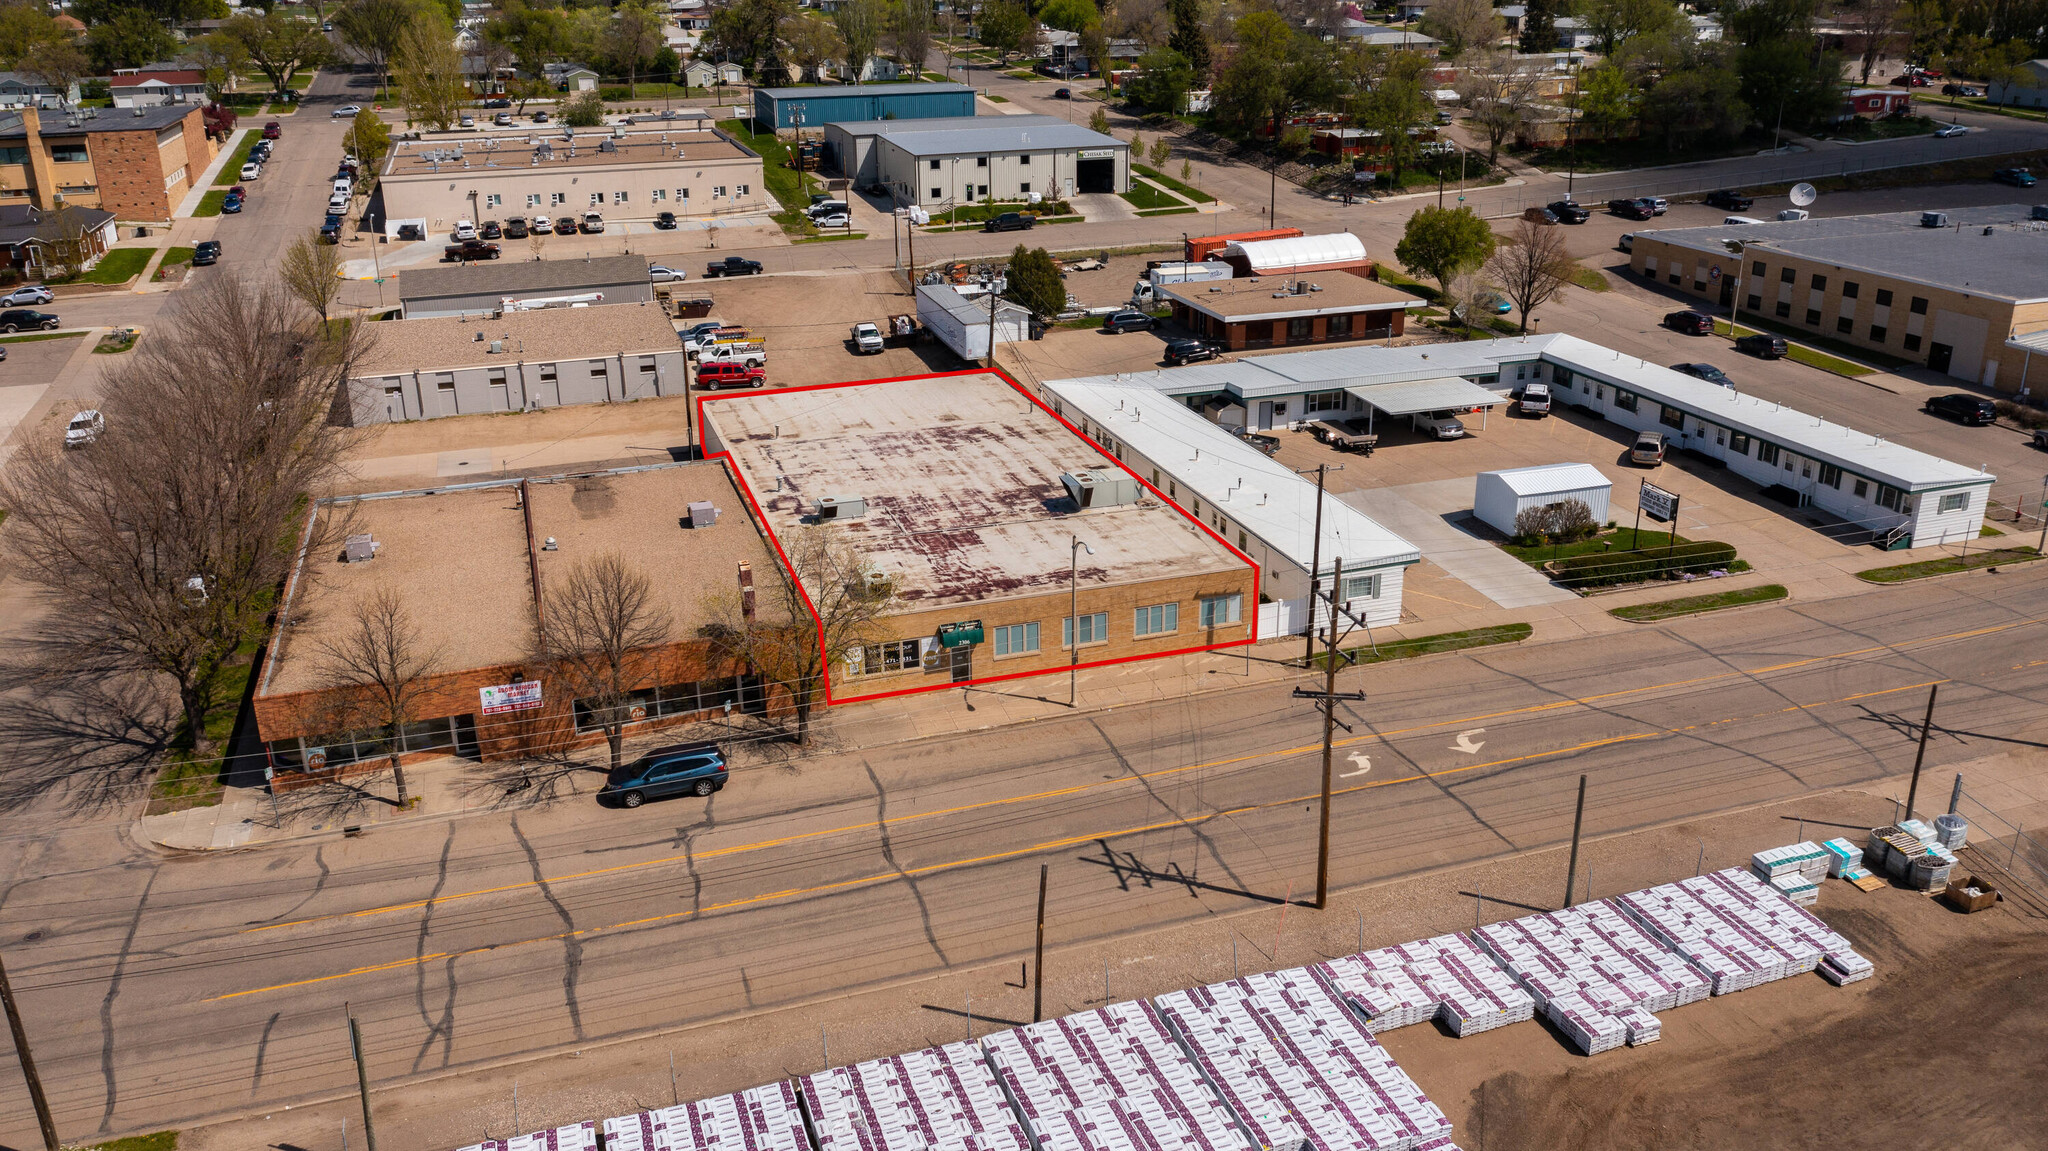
[814,495,867,520]
[1062,468,1141,509]
[343,533,379,562]
[1921,211,1949,228]
[686,500,719,527]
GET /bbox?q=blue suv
[600,742,728,807]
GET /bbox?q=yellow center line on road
[208,679,1954,1002]
[242,618,2028,936]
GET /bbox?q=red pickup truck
[696,361,766,389]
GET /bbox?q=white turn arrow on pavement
[1339,751,1372,778]
[1451,729,1487,755]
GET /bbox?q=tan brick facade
[0,105,211,221]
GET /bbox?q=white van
[1723,215,1765,225]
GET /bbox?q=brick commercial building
[345,302,687,423]
[700,371,1258,701]
[1627,205,2048,393]
[0,105,214,221]
[253,462,785,785]
[1161,274,1421,351]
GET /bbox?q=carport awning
[1344,376,1507,417]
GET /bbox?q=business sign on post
[480,680,544,715]
[1639,481,1680,523]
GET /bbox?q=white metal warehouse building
[1473,463,1613,537]
[823,116,1129,207]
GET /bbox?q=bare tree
[0,274,363,771]
[1837,0,1903,84]
[699,528,894,746]
[1457,49,1540,164]
[533,554,674,775]
[1485,218,1577,332]
[834,0,891,81]
[889,0,935,75]
[608,0,666,95]
[1419,0,1505,57]
[315,587,444,806]
[279,231,345,321]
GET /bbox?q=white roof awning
[2004,328,2048,354]
[1345,376,1507,417]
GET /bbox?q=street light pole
[1068,535,1093,706]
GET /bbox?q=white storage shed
[1474,463,1612,537]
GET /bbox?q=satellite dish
[1789,183,1818,207]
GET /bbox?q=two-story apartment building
[0,104,214,221]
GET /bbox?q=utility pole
[348,1009,379,1151]
[1294,463,1341,666]
[1068,535,1094,706]
[1032,863,1049,1023]
[1562,774,1588,908]
[1293,557,1365,910]
[1904,683,1939,824]
[0,947,59,1151]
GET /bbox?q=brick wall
[87,126,172,220]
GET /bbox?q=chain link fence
[1948,783,2048,902]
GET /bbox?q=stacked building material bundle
[601,1082,809,1151]
[1471,902,1709,1055]
[1413,1140,1464,1151]
[1820,838,1863,878]
[1687,869,1873,986]
[1770,873,1819,906]
[1750,842,1828,883]
[982,1001,1254,1151]
[1934,814,1969,849]
[801,1041,1029,1151]
[459,1121,601,1151]
[1316,934,1534,1037]
[1611,879,1823,995]
[1153,968,1453,1151]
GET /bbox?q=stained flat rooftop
[703,373,1247,610]
[381,128,752,180]
[1163,274,1421,320]
[260,463,778,698]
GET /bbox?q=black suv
[1735,332,1787,358]
[1102,310,1155,333]
[0,308,57,332]
[705,256,763,277]
[654,211,677,229]
[984,212,1036,233]
[192,240,222,266]
[503,216,529,239]
[1547,199,1590,223]
[1607,198,1655,220]
[1164,338,1220,365]
[1924,393,1997,425]
[1704,189,1754,211]
[1664,309,1714,335]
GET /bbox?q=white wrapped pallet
[1472,902,1708,1056]
[802,1041,1029,1151]
[1687,870,1872,986]
[1750,842,1828,883]
[1934,813,1968,849]
[1610,881,1821,996]
[601,1082,809,1151]
[1317,934,1534,1038]
[1820,838,1863,878]
[1770,873,1819,906]
[459,1120,601,1151]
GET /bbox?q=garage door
[1076,157,1114,193]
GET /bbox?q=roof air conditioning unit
[1921,211,1949,228]
[489,339,504,353]
[686,500,719,527]
[1062,469,1141,509]
[343,533,379,562]
[814,495,867,520]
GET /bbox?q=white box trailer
[915,283,1029,361]
[1133,260,1232,303]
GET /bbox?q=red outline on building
[695,367,1262,707]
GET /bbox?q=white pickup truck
[698,340,767,368]
[850,322,884,354]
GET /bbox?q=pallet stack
[1153,969,1452,1151]
[1687,869,1873,986]
[1750,842,1829,885]
[1471,902,1710,1055]
[801,1042,1029,1151]
[1316,934,1534,1037]
[1611,879,1823,995]
[459,1121,601,1151]
[981,1001,1253,1151]
[601,1082,810,1151]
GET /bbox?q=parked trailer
[1132,260,1233,303]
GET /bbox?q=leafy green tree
[606,0,665,92]
[890,0,934,74]
[182,32,249,101]
[4,11,87,107]
[1004,245,1067,319]
[1089,105,1111,133]
[1640,49,1749,147]
[833,0,891,79]
[978,0,1033,59]
[1130,46,1195,112]
[561,88,607,126]
[392,9,465,129]
[85,9,179,73]
[1167,0,1210,77]
[1039,0,1099,32]
[224,10,333,95]
[1394,205,1497,298]
[345,107,392,175]
[1573,62,1638,141]
[1212,11,1290,136]
[336,0,422,95]
[71,0,227,26]
[1579,0,1684,54]
[707,0,795,76]
[1354,74,1431,182]
[1418,0,1503,57]
[1737,37,1843,134]
[781,14,845,83]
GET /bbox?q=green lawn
[794,232,869,243]
[1610,584,1788,621]
[212,130,258,187]
[0,330,84,344]
[71,247,152,285]
[194,189,228,217]
[1568,264,1611,293]
[1137,206,1200,216]
[86,1133,177,1151]
[1135,164,1215,203]
[1712,319,1879,376]
[1856,547,2041,583]
[1120,181,1181,210]
[150,647,259,812]
[1504,528,1683,566]
[161,245,195,269]
[1005,70,1042,80]
[717,119,814,234]
[987,93,1010,102]
[1308,623,1533,669]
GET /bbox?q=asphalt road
[3,567,2045,1146]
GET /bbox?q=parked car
[806,200,848,219]
[444,239,502,261]
[1994,167,2037,187]
[480,220,502,239]
[850,321,885,353]
[458,114,475,127]
[1940,83,1982,96]
[556,215,578,235]
[598,742,728,807]
[494,112,513,126]
[1640,196,1668,214]
[1415,410,1466,439]
[192,240,221,266]
[1053,87,1072,98]
[580,211,604,233]
[648,264,687,283]
[1521,205,1559,225]
[1547,199,1590,223]
[483,96,511,108]
[1101,310,1154,333]
[64,409,103,447]
[532,110,549,123]
[249,141,271,163]
[1630,430,1667,466]
[319,221,341,243]
[239,161,261,181]
[528,215,553,234]
[261,121,281,139]
[654,211,677,229]
[502,216,528,239]
[695,361,766,389]
[1618,232,1635,252]
[984,212,1036,232]
[1671,362,1733,387]
[812,212,851,229]
[1608,198,1655,220]
[1735,332,1788,358]
[1924,392,1998,425]
[2033,428,2048,451]
[0,308,58,332]
[221,192,243,213]
[332,104,361,117]
[1664,309,1715,335]
[1891,73,1930,86]
[1517,381,1552,416]
[0,285,53,306]
[453,219,478,241]
[1704,189,1754,211]
[1164,338,1221,366]
[704,256,763,277]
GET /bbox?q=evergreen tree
[1167,0,1210,78]
[1004,245,1067,319]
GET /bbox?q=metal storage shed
[1473,463,1612,537]
[1217,232,1370,277]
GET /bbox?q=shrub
[1556,540,1738,588]
[1995,398,2048,429]
[1513,498,1597,545]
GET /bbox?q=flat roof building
[397,253,656,318]
[346,302,687,423]
[253,462,784,785]
[1628,204,2048,393]
[374,127,766,237]
[0,104,216,221]
[700,372,1256,699]
[753,82,975,131]
[1160,274,1422,352]
[824,115,1128,204]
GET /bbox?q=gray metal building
[826,117,1128,207]
[753,82,975,131]
[397,255,656,319]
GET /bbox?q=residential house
[1394,0,1436,20]
[683,60,745,88]
[110,69,210,108]
[0,73,79,110]
[1837,88,1913,119]
[1988,59,2048,108]
[0,202,117,275]
[834,56,902,83]
[544,62,602,91]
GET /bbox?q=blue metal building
[753,83,975,131]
